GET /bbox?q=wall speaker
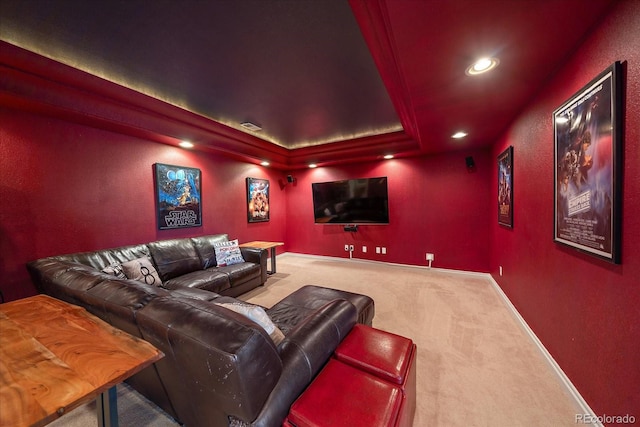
[465,156,475,170]
[286,175,294,183]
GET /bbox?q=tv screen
[312,177,389,224]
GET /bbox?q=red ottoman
[334,325,416,427]
[286,359,404,427]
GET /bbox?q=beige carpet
[50,253,583,426]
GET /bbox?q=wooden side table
[239,241,284,274]
[0,294,163,427]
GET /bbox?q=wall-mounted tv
[312,177,389,224]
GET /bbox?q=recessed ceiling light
[451,131,468,139]
[466,57,499,75]
[308,163,318,168]
[260,161,270,166]
[383,154,394,159]
[179,141,194,148]
[240,122,262,132]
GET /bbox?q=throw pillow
[213,239,245,267]
[216,302,285,346]
[101,262,127,279]
[121,256,163,286]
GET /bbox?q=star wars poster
[154,163,202,229]
[246,177,270,222]
[498,146,513,228]
[553,62,621,263]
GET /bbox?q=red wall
[0,101,491,301]
[285,151,491,271]
[490,0,640,419]
[0,108,286,301]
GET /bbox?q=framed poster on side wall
[154,163,202,229]
[246,177,270,222]
[553,61,622,263]
[498,146,513,228]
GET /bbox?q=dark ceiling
[0,0,616,169]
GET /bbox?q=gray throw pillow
[216,301,285,345]
[101,263,127,279]
[121,256,163,286]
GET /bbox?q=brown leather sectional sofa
[26,234,374,427]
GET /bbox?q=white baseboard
[486,274,603,427]
[280,252,487,277]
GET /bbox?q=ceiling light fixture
[308,163,318,168]
[179,141,194,148]
[260,161,270,166]
[383,154,394,159]
[466,57,499,76]
[240,122,262,132]
[451,131,468,139]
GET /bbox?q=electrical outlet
[376,247,381,254]
[344,245,349,252]
[426,253,435,261]
[349,245,354,252]
[499,266,503,276]
[381,247,387,255]
[362,246,367,253]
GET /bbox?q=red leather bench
[285,324,416,427]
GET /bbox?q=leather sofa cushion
[163,269,231,294]
[268,285,375,331]
[147,238,201,281]
[163,261,260,293]
[217,262,261,286]
[191,234,229,269]
[169,287,223,302]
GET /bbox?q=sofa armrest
[240,247,268,282]
[136,296,282,427]
[250,299,357,427]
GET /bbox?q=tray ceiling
[0,0,616,168]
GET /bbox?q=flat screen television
[312,177,389,224]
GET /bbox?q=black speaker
[286,175,294,183]
[465,156,475,170]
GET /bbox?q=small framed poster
[246,177,270,222]
[498,146,513,228]
[154,163,202,229]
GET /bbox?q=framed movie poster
[246,177,270,222]
[553,62,622,263]
[498,146,513,228]
[154,163,202,229]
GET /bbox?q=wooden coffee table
[240,241,284,274]
[0,294,164,427]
